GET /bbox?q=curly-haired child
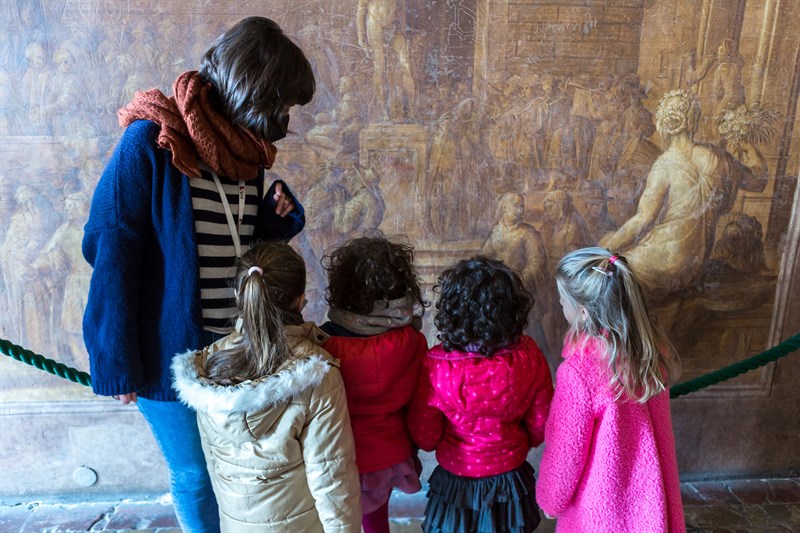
[321,233,429,533]
[409,256,554,533]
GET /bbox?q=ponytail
[238,269,291,377]
[557,247,681,403]
[203,242,305,385]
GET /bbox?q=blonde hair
[203,242,306,385]
[556,247,681,402]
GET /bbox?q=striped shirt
[190,171,260,333]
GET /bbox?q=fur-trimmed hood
[172,323,336,415]
[173,323,362,531]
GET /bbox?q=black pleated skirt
[422,461,542,533]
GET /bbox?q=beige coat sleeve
[301,367,362,532]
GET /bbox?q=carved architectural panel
[0,0,798,408]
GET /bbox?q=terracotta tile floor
[1,478,797,532]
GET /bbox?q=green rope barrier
[1,332,798,397]
[669,332,800,398]
[0,338,91,387]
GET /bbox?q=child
[321,233,429,533]
[172,242,361,532]
[536,247,684,532]
[409,256,554,533]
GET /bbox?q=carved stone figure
[482,192,550,357]
[709,39,746,120]
[0,185,60,349]
[600,90,767,305]
[573,180,617,243]
[710,212,765,277]
[32,192,92,366]
[684,39,747,139]
[333,163,385,235]
[541,189,593,271]
[427,97,480,239]
[482,192,547,294]
[20,42,51,133]
[47,43,91,137]
[357,0,416,121]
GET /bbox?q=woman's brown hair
[203,242,306,385]
[200,17,315,142]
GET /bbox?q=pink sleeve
[648,391,686,532]
[523,347,554,447]
[407,361,446,452]
[536,357,595,517]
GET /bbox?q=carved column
[473,0,509,102]
[750,0,783,104]
[765,42,800,244]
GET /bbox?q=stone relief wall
[0,0,798,410]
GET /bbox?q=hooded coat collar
[172,323,334,415]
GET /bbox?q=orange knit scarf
[118,71,277,182]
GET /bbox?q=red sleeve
[407,359,446,452]
[403,332,429,409]
[523,345,554,447]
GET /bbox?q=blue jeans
[138,397,220,533]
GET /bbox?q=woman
[600,90,766,303]
[82,17,315,531]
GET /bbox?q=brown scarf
[118,71,277,181]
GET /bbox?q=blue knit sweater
[82,120,305,400]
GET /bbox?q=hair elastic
[592,266,613,277]
[247,266,264,277]
[609,255,618,264]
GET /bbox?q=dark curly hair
[323,232,426,315]
[434,256,533,356]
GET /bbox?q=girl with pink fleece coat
[537,247,685,533]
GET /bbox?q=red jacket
[324,325,428,473]
[408,336,553,478]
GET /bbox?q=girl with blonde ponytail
[172,242,361,532]
[537,247,685,532]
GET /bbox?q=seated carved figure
[600,90,767,305]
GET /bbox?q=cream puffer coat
[172,323,361,532]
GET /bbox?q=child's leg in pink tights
[362,498,390,533]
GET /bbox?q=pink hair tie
[609,255,618,264]
[248,266,263,277]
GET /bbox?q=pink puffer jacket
[408,335,553,478]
